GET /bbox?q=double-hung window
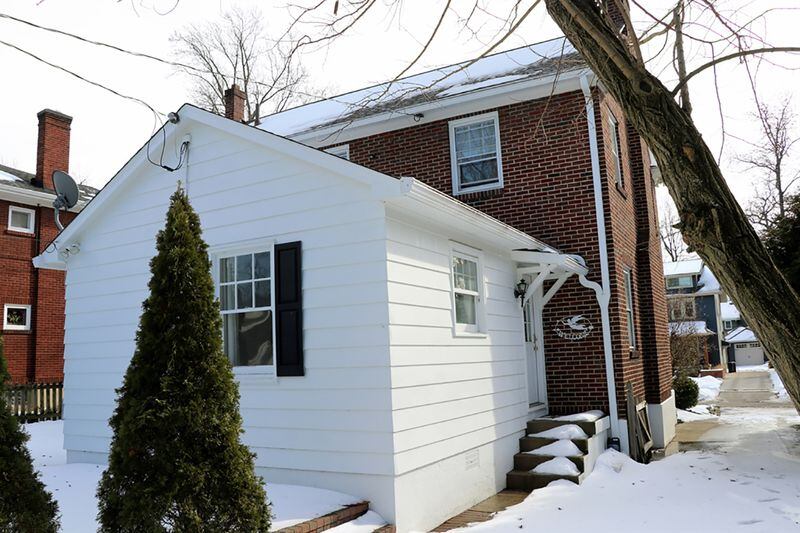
[609,114,624,189]
[449,112,503,195]
[623,269,636,349]
[451,249,483,334]
[218,249,275,368]
[666,275,694,290]
[8,206,35,234]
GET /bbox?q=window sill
[453,184,503,198]
[5,229,35,237]
[453,330,488,339]
[615,182,627,198]
[2,328,32,334]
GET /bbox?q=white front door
[523,295,547,407]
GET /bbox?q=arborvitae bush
[97,189,271,532]
[674,374,700,410]
[0,336,60,533]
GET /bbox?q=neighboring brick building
[1,109,96,384]
[259,36,675,450]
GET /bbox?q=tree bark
[546,0,800,411]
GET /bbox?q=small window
[449,113,503,195]
[451,249,483,334]
[3,304,31,331]
[723,320,734,331]
[8,206,35,234]
[608,114,624,188]
[218,249,275,368]
[666,276,693,289]
[623,269,636,349]
[324,144,350,160]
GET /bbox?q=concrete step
[513,452,585,472]
[506,470,583,491]
[526,417,601,437]
[519,436,588,454]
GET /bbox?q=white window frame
[210,239,277,376]
[666,275,693,289]
[449,244,486,336]
[8,205,35,234]
[723,320,734,331]
[608,113,624,189]
[449,112,504,195]
[324,144,350,160]
[3,304,31,331]
[623,269,636,349]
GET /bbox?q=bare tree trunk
[546,0,800,411]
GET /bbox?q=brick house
[1,109,95,383]
[259,37,674,448]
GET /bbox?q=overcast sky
[1,0,799,212]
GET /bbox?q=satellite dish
[52,170,79,230]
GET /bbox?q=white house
[35,105,604,531]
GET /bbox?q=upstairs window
[609,113,624,189]
[218,250,275,368]
[669,298,696,320]
[451,248,484,334]
[8,206,35,234]
[666,276,694,289]
[449,113,503,195]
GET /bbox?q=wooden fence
[5,382,63,423]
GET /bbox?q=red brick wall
[1,199,73,383]
[337,86,672,417]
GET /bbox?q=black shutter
[275,241,304,376]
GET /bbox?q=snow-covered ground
[769,369,789,400]
[451,407,800,533]
[24,421,384,532]
[690,375,723,402]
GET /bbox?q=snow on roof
[0,168,23,182]
[725,326,758,343]
[258,37,584,138]
[669,321,715,336]
[696,265,721,294]
[720,301,741,321]
[663,258,703,277]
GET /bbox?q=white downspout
[580,74,621,441]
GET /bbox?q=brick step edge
[276,501,370,533]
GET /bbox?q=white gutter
[580,74,621,441]
[0,182,90,212]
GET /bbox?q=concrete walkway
[676,370,799,456]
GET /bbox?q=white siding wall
[384,215,528,531]
[61,125,397,520]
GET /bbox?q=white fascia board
[384,177,556,253]
[289,69,590,147]
[510,250,589,277]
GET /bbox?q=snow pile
[529,424,588,440]
[532,457,580,477]
[690,375,722,401]
[769,368,788,400]
[0,168,22,182]
[24,421,378,532]
[553,410,604,422]
[525,439,583,457]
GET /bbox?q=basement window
[449,112,503,195]
[8,206,35,234]
[3,304,31,331]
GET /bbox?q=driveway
[676,370,799,456]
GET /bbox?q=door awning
[511,250,589,307]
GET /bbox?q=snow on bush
[689,375,722,402]
[525,439,582,457]
[532,457,580,477]
[529,424,588,440]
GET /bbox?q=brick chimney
[224,85,246,122]
[605,0,628,33]
[35,109,72,190]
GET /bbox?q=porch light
[514,279,529,305]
